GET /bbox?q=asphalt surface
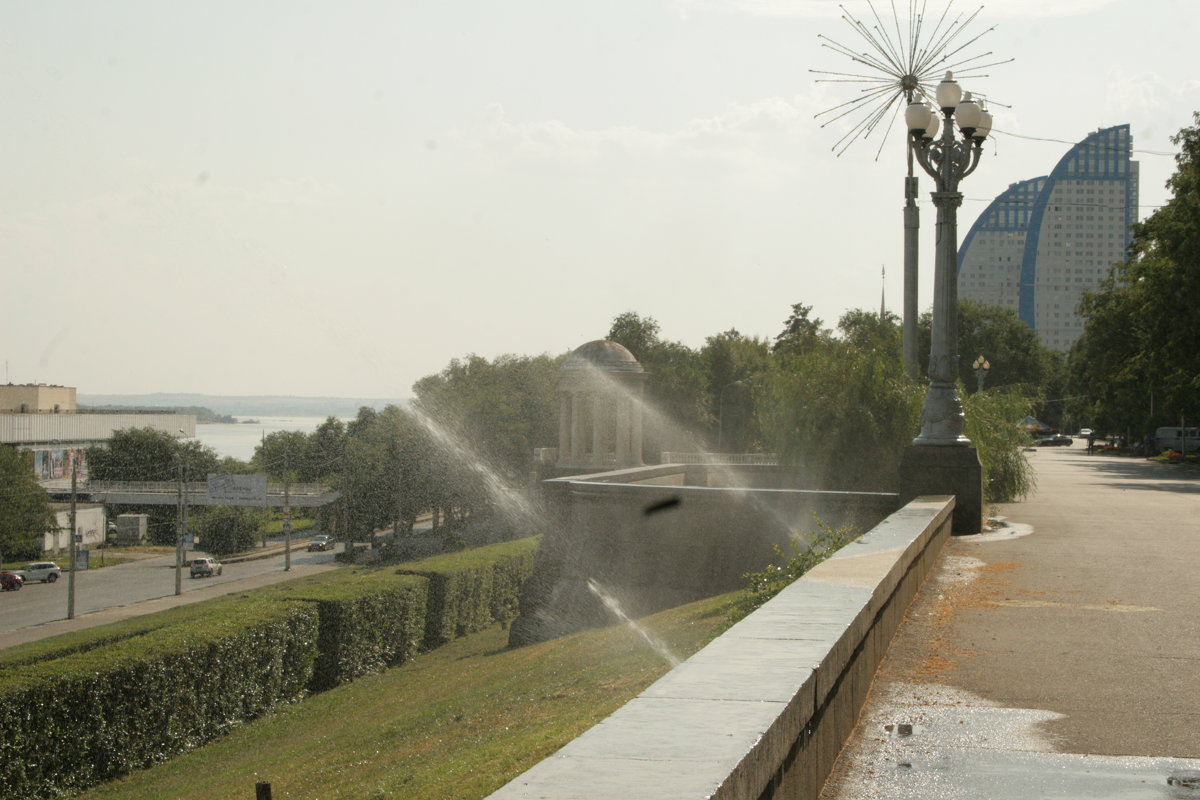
[821,446,1200,799]
[0,540,342,650]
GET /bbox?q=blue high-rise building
[957,125,1139,351]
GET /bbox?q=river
[193,416,351,461]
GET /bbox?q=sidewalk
[821,446,1200,798]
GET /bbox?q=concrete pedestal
[899,444,982,534]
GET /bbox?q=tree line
[1068,113,1200,441]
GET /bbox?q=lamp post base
[899,444,983,534]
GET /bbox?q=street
[0,542,342,635]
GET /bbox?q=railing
[660,452,779,465]
[82,481,333,496]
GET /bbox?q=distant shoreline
[79,393,408,418]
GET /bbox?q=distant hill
[80,404,237,424]
[77,393,408,418]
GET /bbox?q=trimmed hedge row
[0,596,318,798]
[0,597,251,670]
[399,537,539,648]
[263,571,429,691]
[0,536,541,798]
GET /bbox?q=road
[0,541,342,635]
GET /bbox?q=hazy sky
[4,0,1198,398]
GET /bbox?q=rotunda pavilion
[557,340,647,470]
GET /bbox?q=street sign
[207,474,268,506]
[76,549,89,570]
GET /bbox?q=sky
[3,0,1198,399]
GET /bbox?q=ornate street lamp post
[899,71,992,533]
[973,354,991,394]
[812,3,1008,381]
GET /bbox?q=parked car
[1036,434,1073,447]
[307,535,335,552]
[190,557,223,578]
[0,571,23,591]
[1076,428,1094,438]
[19,561,62,583]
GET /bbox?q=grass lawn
[75,591,741,800]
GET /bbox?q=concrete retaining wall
[509,464,899,646]
[488,495,953,800]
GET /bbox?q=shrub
[963,388,1037,504]
[729,518,859,623]
[398,537,539,649]
[0,597,318,797]
[263,570,429,691]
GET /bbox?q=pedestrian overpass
[43,480,340,508]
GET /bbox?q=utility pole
[283,448,292,571]
[67,455,78,619]
[175,455,184,595]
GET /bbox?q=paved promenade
[821,446,1200,798]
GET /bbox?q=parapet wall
[508,464,899,645]
[489,495,953,800]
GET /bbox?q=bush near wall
[263,570,430,691]
[0,597,318,798]
[399,537,539,649]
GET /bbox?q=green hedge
[0,597,254,670]
[399,537,539,649]
[0,536,540,798]
[0,597,318,798]
[263,570,429,691]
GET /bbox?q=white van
[1153,427,1200,453]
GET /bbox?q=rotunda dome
[560,340,644,373]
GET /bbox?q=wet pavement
[821,447,1200,799]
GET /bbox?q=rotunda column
[558,391,571,467]
[592,392,604,465]
[631,384,644,465]
[615,392,631,465]
[570,391,584,466]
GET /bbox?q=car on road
[0,571,24,591]
[19,562,62,583]
[307,535,335,552]
[190,557,223,578]
[1036,434,1073,447]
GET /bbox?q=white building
[958,125,1139,352]
[0,383,195,482]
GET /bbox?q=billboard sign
[207,474,268,506]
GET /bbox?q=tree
[606,313,709,456]
[0,445,57,562]
[836,309,902,359]
[254,430,311,481]
[86,428,221,546]
[757,332,924,491]
[773,303,828,355]
[915,300,1062,395]
[1069,113,1200,438]
[700,329,772,452]
[198,506,264,557]
[87,428,219,482]
[413,353,561,487]
[607,311,662,362]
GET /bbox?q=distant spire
[880,265,886,319]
